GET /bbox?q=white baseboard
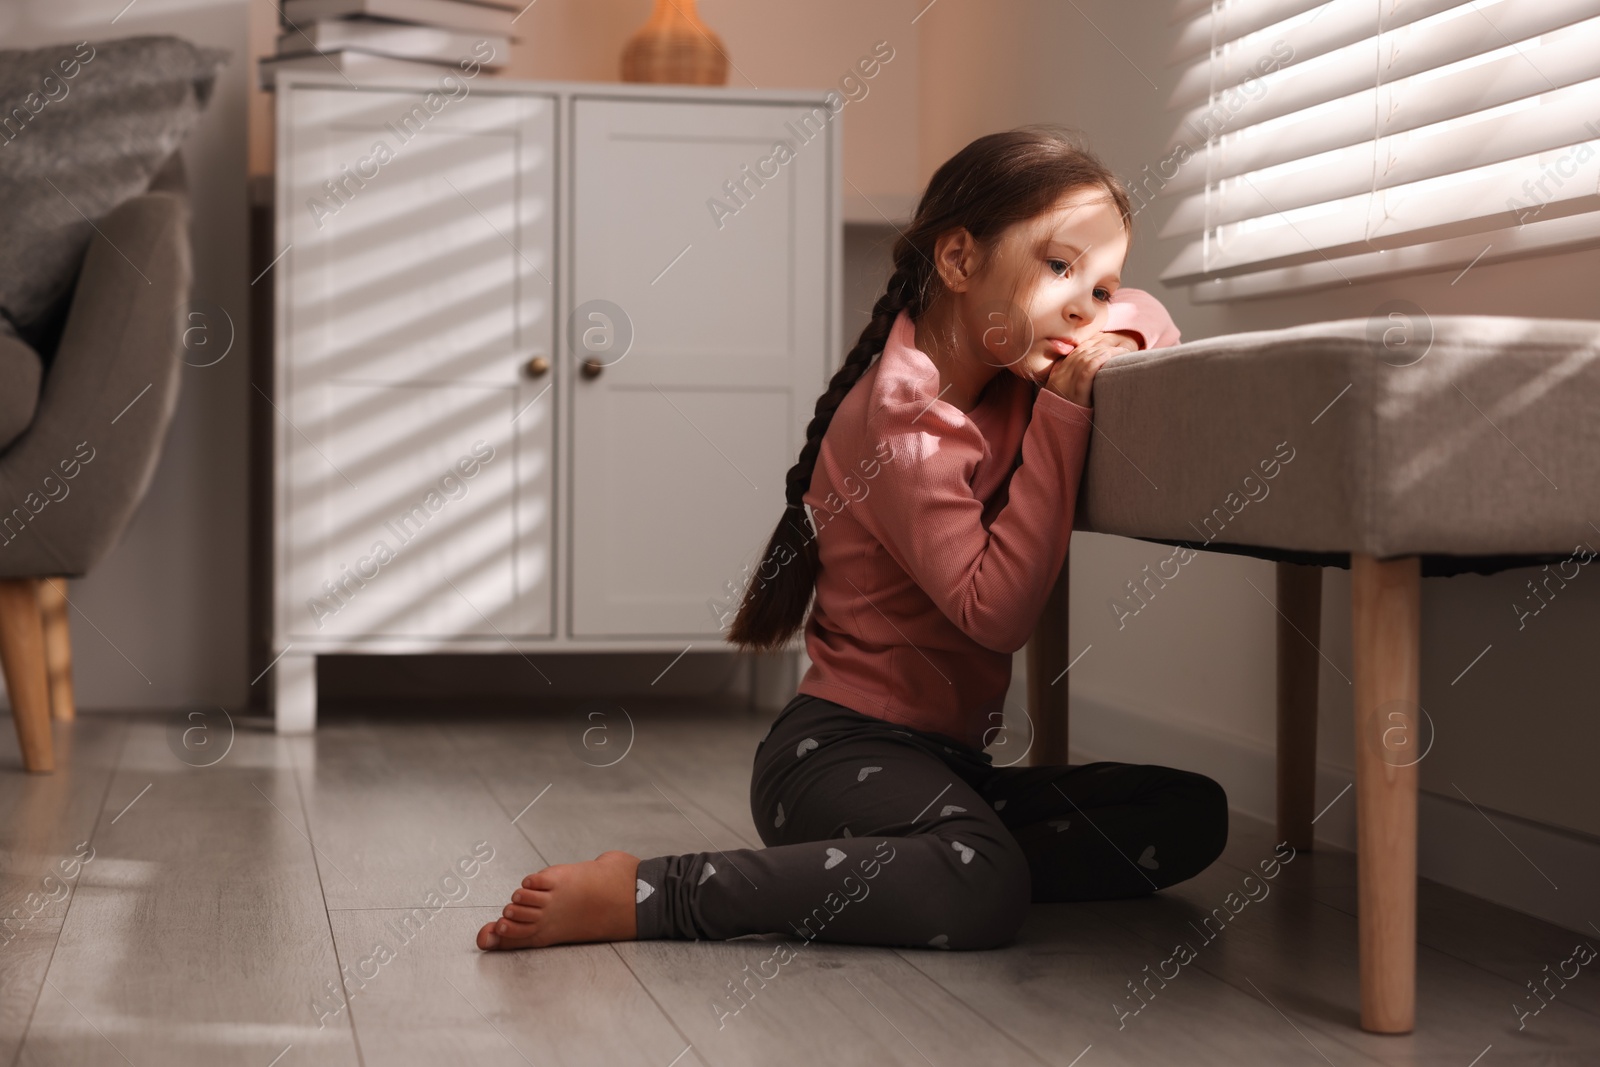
[1065,693,1600,937]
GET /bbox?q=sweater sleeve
[1103,287,1182,349]
[852,389,1093,654]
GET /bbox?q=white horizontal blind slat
[1160,10,1600,198]
[1160,75,1600,236]
[1169,0,1600,111]
[1185,209,1600,301]
[1171,8,1600,177]
[1161,141,1600,283]
[1167,0,1471,111]
[1168,0,1331,64]
[1165,6,1600,178]
[1155,0,1600,297]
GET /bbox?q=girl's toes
[495,917,536,938]
[485,917,540,949]
[502,903,540,923]
[522,870,556,891]
[478,914,544,951]
[511,888,549,906]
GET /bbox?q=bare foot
[476,850,640,950]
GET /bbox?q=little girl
[477,127,1228,954]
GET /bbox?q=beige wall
[503,0,922,214]
[250,1,923,191]
[916,0,1600,840]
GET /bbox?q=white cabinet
[272,75,838,730]
[279,88,556,648]
[569,99,830,636]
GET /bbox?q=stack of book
[261,0,516,89]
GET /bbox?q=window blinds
[1156,0,1600,300]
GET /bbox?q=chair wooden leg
[1276,562,1322,851]
[1351,554,1420,1034]
[1027,551,1071,766]
[39,577,75,722]
[0,578,55,773]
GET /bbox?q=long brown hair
[727,126,1133,651]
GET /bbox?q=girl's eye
[1049,258,1112,300]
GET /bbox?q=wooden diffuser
[621,0,730,85]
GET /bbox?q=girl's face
[960,187,1130,386]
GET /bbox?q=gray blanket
[0,36,225,358]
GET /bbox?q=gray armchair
[0,153,190,772]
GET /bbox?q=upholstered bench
[1025,315,1600,1033]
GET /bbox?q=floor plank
[0,914,62,1067]
[331,906,704,1067]
[626,706,773,850]
[1086,835,1600,1066]
[893,902,1391,1067]
[1312,878,1600,1026]
[445,712,754,869]
[16,722,361,1066]
[0,717,125,921]
[287,721,551,911]
[1220,810,1600,1031]
[0,717,124,1066]
[617,936,1051,1067]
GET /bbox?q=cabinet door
[570,98,829,637]
[279,87,555,641]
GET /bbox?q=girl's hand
[1042,331,1140,408]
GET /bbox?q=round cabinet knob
[580,357,604,379]
[522,355,550,378]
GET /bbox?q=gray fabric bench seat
[1027,314,1598,1035]
[1076,315,1600,568]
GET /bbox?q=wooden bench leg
[0,578,55,773]
[1276,562,1322,851]
[1027,550,1071,766]
[1351,554,1420,1034]
[40,577,76,722]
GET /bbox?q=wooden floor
[3,703,1598,1067]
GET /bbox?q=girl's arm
[851,389,1092,655]
[1103,287,1182,349]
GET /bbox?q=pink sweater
[796,291,1181,750]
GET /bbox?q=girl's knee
[923,836,1031,950]
[1165,770,1229,883]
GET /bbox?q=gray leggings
[634,694,1229,950]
